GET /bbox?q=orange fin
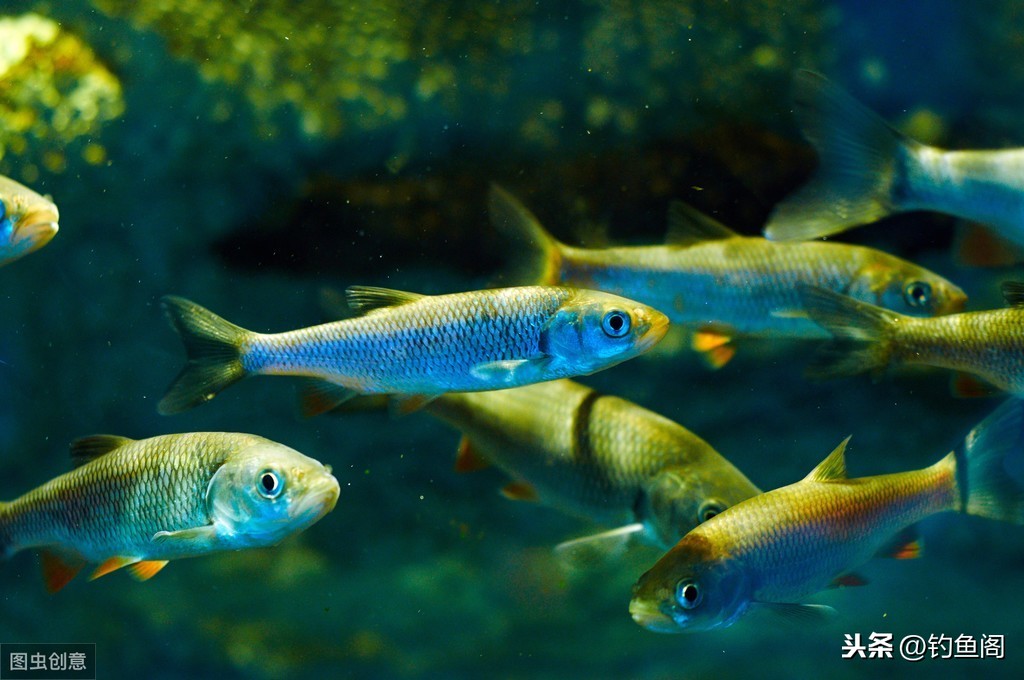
[390,394,439,416]
[128,560,169,582]
[876,527,922,560]
[90,556,138,581]
[692,330,735,369]
[956,223,1024,268]
[40,550,86,594]
[501,480,539,502]
[298,379,357,417]
[454,436,490,473]
[951,372,1001,399]
[830,573,869,588]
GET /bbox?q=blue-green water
[1,1,1023,678]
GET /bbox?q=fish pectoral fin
[69,435,136,469]
[829,572,869,588]
[957,224,1024,269]
[40,550,87,594]
[875,526,922,560]
[90,556,139,581]
[553,523,645,569]
[298,379,358,417]
[128,560,170,582]
[470,358,552,385]
[152,525,218,548]
[753,602,838,625]
[691,329,736,369]
[454,436,491,473]
[389,393,440,416]
[345,286,425,315]
[500,480,539,502]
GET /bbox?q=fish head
[640,465,761,549]
[630,531,750,633]
[0,176,59,267]
[848,257,966,317]
[542,291,669,372]
[206,439,340,548]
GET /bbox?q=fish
[0,174,59,268]
[489,185,965,368]
[0,432,340,592]
[764,70,1024,248]
[157,286,668,415]
[417,379,761,552]
[799,282,1024,395]
[629,399,1024,633]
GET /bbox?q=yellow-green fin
[345,286,425,314]
[454,436,491,473]
[128,560,169,582]
[70,435,135,469]
[501,480,539,502]
[665,202,738,245]
[803,436,850,482]
[40,550,86,594]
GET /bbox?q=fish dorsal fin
[666,202,739,245]
[70,435,135,468]
[345,286,425,315]
[1001,281,1024,307]
[803,436,850,482]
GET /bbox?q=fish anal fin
[951,372,1001,399]
[70,435,135,468]
[345,286,425,314]
[128,560,169,582]
[665,202,738,245]
[501,480,539,502]
[298,379,357,417]
[830,573,869,588]
[804,436,850,482]
[390,393,439,416]
[692,329,736,369]
[90,556,138,581]
[876,527,922,560]
[40,550,86,593]
[454,436,490,473]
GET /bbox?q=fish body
[800,282,1024,394]
[158,286,668,415]
[424,379,761,549]
[489,186,965,345]
[0,432,339,591]
[630,400,1024,632]
[0,175,59,268]
[765,70,1024,245]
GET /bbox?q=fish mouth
[940,290,968,315]
[295,474,341,523]
[12,206,60,252]
[636,311,670,352]
[628,598,681,633]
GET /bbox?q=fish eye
[697,500,724,523]
[903,281,932,308]
[675,579,702,609]
[257,469,283,499]
[601,310,631,338]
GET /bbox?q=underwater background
[1,0,1023,677]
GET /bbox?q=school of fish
[3,68,1024,649]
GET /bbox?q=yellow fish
[630,400,1024,632]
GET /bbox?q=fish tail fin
[488,183,564,285]
[951,399,1024,523]
[798,284,899,379]
[765,70,917,241]
[158,296,250,415]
